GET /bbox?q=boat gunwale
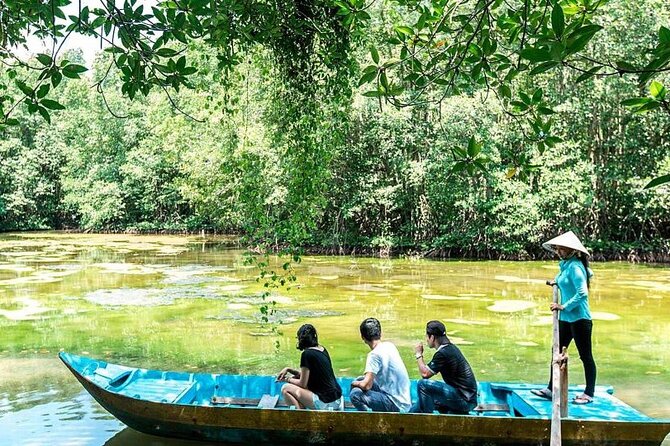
[59,353,670,446]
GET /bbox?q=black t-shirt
[427,344,478,403]
[300,347,342,403]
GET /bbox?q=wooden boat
[60,352,670,445]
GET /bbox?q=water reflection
[0,390,123,446]
[105,428,221,446]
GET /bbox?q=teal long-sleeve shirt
[555,257,592,322]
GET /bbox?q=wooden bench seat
[211,395,355,409]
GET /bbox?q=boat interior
[61,352,657,423]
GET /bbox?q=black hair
[426,320,449,345]
[577,253,591,289]
[296,324,318,350]
[360,318,382,342]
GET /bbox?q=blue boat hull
[59,352,670,445]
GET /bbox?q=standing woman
[276,324,343,410]
[531,231,596,405]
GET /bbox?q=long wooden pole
[560,345,568,418]
[551,284,562,446]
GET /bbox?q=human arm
[280,367,310,388]
[414,342,435,379]
[276,367,301,382]
[546,279,564,310]
[350,371,375,391]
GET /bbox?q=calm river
[0,232,668,445]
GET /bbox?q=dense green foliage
[0,0,669,258]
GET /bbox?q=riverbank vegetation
[0,0,668,259]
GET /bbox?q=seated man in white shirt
[349,317,411,412]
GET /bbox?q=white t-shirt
[365,341,411,412]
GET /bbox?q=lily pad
[494,275,546,285]
[209,309,342,324]
[157,247,190,256]
[219,284,246,293]
[0,251,43,258]
[92,263,156,275]
[309,266,355,276]
[443,318,490,326]
[26,256,71,263]
[0,274,63,285]
[0,298,53,320]
[613,280,670,292]
[84,285,229,307]
[342,284,388,292]
[422,294,474,301]
[84,289,171,307]
[591,311,621,321]
[159,265,235,285]
[450,336,475,345]
[0,264,34,273]
[487,300,537,313]
[531,316,554,326]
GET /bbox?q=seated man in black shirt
[411,320,478,414]
[277,324,343,410]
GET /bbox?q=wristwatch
[415,354,423,360]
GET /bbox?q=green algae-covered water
[0,232,668,445]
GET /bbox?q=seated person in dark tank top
[276,324,343,410]
[411,320,478,414]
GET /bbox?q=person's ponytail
[578,254,591,289]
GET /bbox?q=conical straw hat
[542,231,590,256]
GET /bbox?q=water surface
[0,232,668,445]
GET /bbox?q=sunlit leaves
[650,80,667,100]
[621,81,668,115]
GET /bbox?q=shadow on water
[105,428,223,446]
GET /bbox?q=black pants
[547,318,597,397]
